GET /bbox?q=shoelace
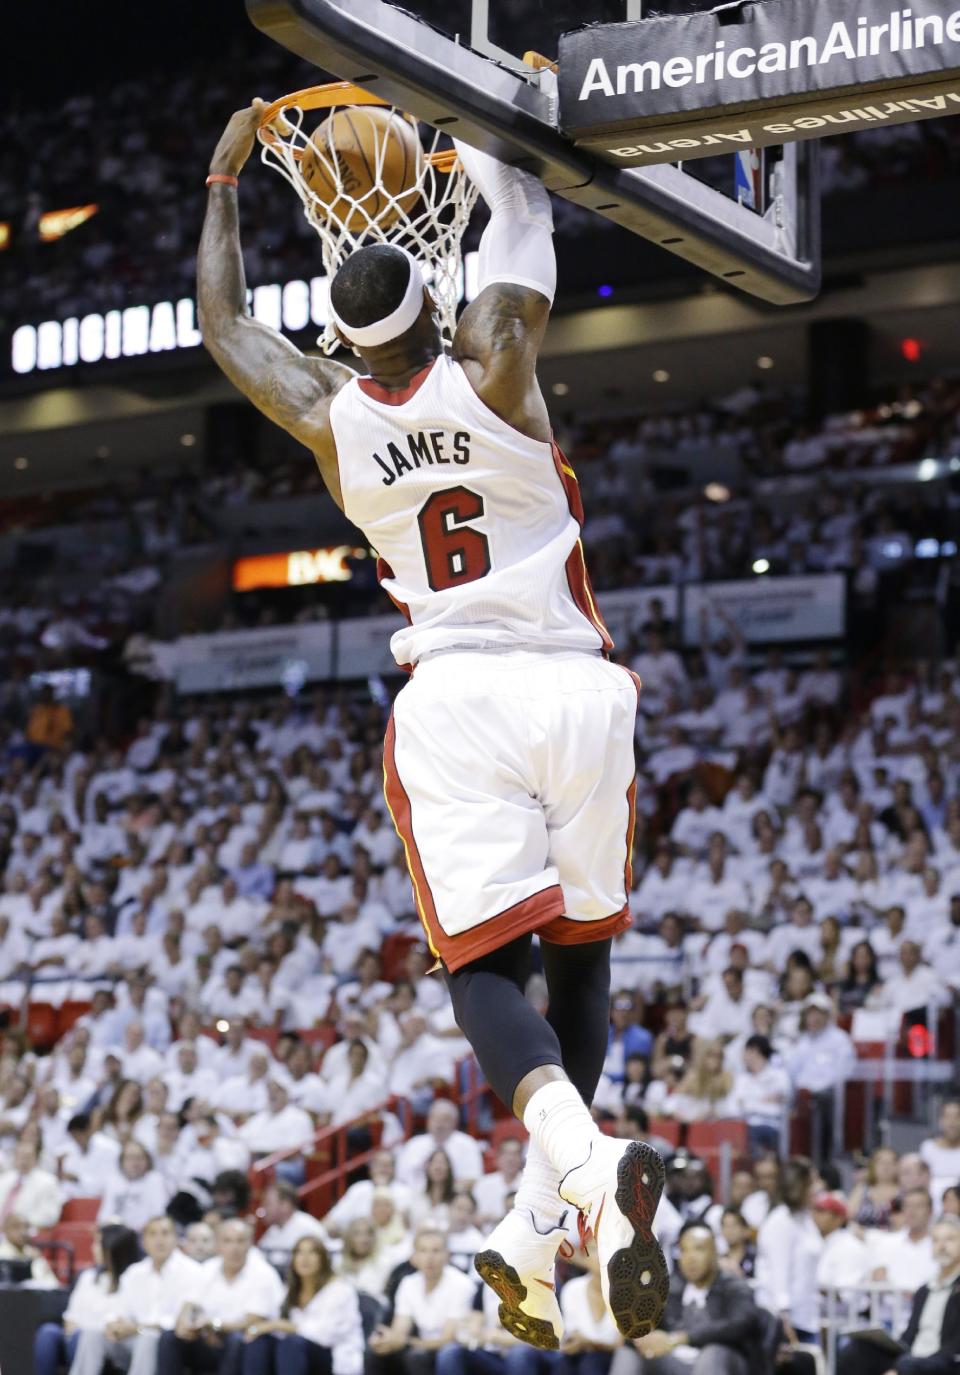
[576,1209,593,1251]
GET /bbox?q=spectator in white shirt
[257,1181,329,1269]
[920,1100,960,1208]
[121,1021,166,1086]
[324,1039,386,1128]
[182,1223,218,1264]
[444,1192,487,1273]
[59,1112,122,1199]
[243,1236,364,1375]
[801,649,842,709]
[630,629,688,713]
[756,1158,823,1342]
[161,1219,284,1375]
[387,1014,457,1115]
[238,1079,315,1169]
[473,1137,525,1228]
[163,1043,219,1114]
[98,1140,170,1233]
[68,1215,201,1375]
[323,1149,412,1238]
[871,1187,938,1292]
[0,1131,63,1228]
[176,1115,250,1198]
[684,839,751,934]
[884,941,950,1021]
[631,845,689,923]
[671,786,724,859]
[215,1051,272,1121]
[395,1099,485,1189]
[764,897,822,971]
[813,1192,869,1296]
[366,1225,476,1369]
[784,995,856,1167]
[726,1035,791,1156]
[689,968,755,1043]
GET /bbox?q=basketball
[301,106,423,231]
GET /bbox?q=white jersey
[329,353,611,668]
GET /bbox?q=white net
[257,90,478,354]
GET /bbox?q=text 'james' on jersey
[373,430,471,486]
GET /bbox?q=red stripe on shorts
[382,714,443,959]
[538,905,632,946]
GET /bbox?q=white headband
[330,248,426,348]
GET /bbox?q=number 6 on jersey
[417,486,492,592]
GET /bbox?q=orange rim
[258,83,459,172]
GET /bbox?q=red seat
[246,1026,280,1052]
[57,1001,92,1038]
[26,1003,58,1051]
[299,1024,338,1063]
[490,1118,527,1149]
[48,1221,97,1276]
[648,1117,682,1148]
[686,1119,749,1165]
[381,931,419,982]
[61,1196,101,1222]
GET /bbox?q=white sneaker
[559,1137,669,1339]
[474,1206,573,1350]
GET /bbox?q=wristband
[206,174,239,188]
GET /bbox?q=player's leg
[525,656,668,1340]
[444,935,573,1350]
[540,937,612,1104]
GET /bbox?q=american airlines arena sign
[559,0,960,166]
[8,252,479,377]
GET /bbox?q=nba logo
[735,148,764,212]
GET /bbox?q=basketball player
[198,101,668,1348]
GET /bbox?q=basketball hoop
[257,84,478,353]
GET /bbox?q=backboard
[245,0,821,305]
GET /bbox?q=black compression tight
[444,934,612,1111]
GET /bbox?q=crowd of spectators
[3,18,960,336]
[1,367,957,670]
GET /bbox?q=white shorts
[383,649,638,971]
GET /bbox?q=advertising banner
[559,0,960,167]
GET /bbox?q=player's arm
[451,142,555,443]
[197,101,354,507]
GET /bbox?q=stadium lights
[13,456,28,470]
[757,355,775,369]
[9,251,481,377]
[917,458,938,481]
[179,433,197,448]
[551,382,570,396]
[752,557,770,574]
[652,369,670,383]
[704,482,730,502]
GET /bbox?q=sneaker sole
[607,1140,670,1340]
[474,1249,561,1351]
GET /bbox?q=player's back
[329,353,610,668]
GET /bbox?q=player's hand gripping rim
[209,98,267,179]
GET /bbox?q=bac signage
[232,547,365,591]
[559,0,960,166]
